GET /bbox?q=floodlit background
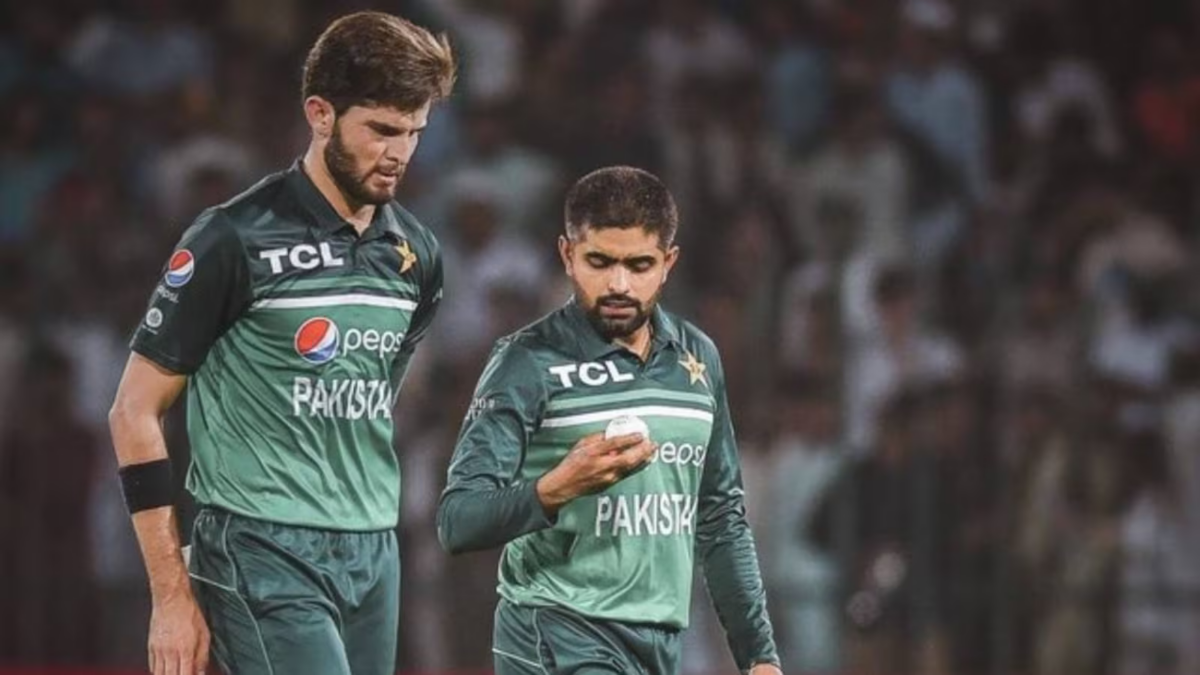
[2,0,1200,673]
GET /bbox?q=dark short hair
[302,11,456,114]
[564,166,679,248]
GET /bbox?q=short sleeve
[130,210,251,374]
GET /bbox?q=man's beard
[583,288,660,341]
[325,124,401,207]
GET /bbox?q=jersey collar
[563,298,682,360]
[649,304,683,350]
[287,160,406,242]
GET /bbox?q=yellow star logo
[679,351,708,387]
[395,240,417,274]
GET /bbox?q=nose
[607,266,631,294]
[386,134,417,163]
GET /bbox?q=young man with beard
[108,13,455,675]
[438,166,783,675]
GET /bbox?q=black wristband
[118,458,174,514]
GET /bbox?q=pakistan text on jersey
[292,377,393,419]
[594,493,697,537]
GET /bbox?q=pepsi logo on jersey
[164,250,195,288]
[294,317,406,364]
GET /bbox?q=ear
[558,235,573,276]
[662,244,680,283]
[304,96,335,139]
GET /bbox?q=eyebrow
[585,252,658,266]
[365,120,425,135]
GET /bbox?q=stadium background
[2,0,1200,673]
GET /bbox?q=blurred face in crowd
[306,98,430,206]
[559,226,679,341]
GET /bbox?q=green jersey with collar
[131,162,443,531]
[438,301,778,671]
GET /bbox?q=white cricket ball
[604,415,650,441]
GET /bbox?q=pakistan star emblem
[679,351,708,387]
[395,240,417,274]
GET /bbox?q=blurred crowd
[3,0,1200,673]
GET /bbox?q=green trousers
[188,508,399,675]
[493,598,683,675]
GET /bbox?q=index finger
[595,433,646,454]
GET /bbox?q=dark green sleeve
[437,340,554,555]
[697,351,781,672]
[130,210,251,374]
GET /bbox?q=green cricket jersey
[131,161,442,531]
[438,301,778,671]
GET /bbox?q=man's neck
[302,147,374,233]
[613,323,653,362]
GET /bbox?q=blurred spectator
[1009,12,1123,161]
[844,391,924,674]
[67,0,213,97]
[643,0,754,131]
[0,88,76,242]
[1116,430,1200,675]
[416,0,524,102]
[1035,428,1125,675]
[435,176,549,361]
[845,266,963,452]
[1002,388,1074,674]
[1090,273,1195,392]
[426,97,561,238]
[758,374,848,674]
[999,271,1081,394]
[1132,29,1200,167]
[148,86,256,223]
[1164,347,1200,570]
[751,1,829,156]
[792,85,910,262]
[886,0,988,265]
[570,64,665,177]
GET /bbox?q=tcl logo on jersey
[164,250,195,287]
[548,360,635,388]
[259,243,345,274]
[294,317,406,364]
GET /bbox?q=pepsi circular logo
[294,317,340,365]
[165,249,195,288]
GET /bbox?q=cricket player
[438,166,783,674]
[108,12,455,675]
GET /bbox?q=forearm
[699,509,779,671]
[109,405,189,600]
[436,480,553,554]
[132,507,191,601]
